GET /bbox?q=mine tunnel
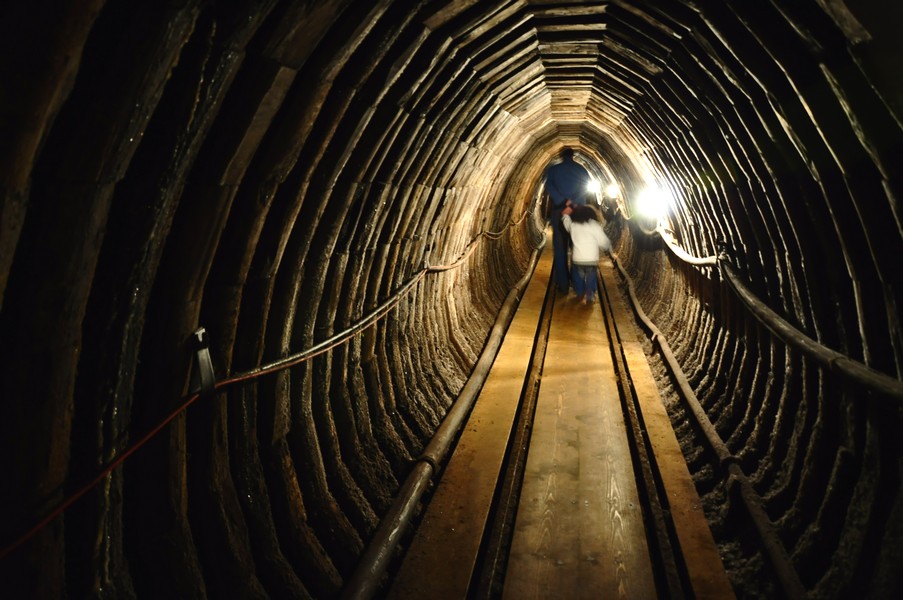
[2,1,903,598]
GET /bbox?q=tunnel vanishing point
[1,1,903,598]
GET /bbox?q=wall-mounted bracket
[190,327,216,398]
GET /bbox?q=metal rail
[340,244,543,599]
[611,254,806,599]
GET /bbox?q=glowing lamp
[636,186,671,220]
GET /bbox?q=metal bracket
[715,238,731,263]
[190,327,216,397]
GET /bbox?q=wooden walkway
[387,243,734,599]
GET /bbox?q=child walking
[561,203,612,304]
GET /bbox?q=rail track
[384,246,735,599]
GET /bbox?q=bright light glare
[636,186,671,220]
[586,178,601,195]
[604,183,619,199]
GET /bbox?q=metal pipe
[339,462,433,600]
[340,243,543,599]
[611,254,806,600]
[611,255,732,466]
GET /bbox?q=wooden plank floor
[502,262,656,600]
[599,262,735,600]
[387,244,553,599]
[386,248,733,599]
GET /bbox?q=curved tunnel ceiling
[1,1,902,598]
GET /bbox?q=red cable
[0,391,203,559]
[0,213,531,559]
[0,271,427,559]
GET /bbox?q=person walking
[543,147,591,294]
[561,204,611,304]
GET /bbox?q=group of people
[543,147,612,304]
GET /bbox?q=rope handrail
[719,260,903,401]
[0,207,537,559]
[481,209,531,239]
[656,226,718,266]
[620,208,903,401]
[223,269,429,386]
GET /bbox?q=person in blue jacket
[544,147,591,293]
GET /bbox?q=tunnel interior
[1,1,902,598]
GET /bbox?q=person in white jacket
[561,203,612,304]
